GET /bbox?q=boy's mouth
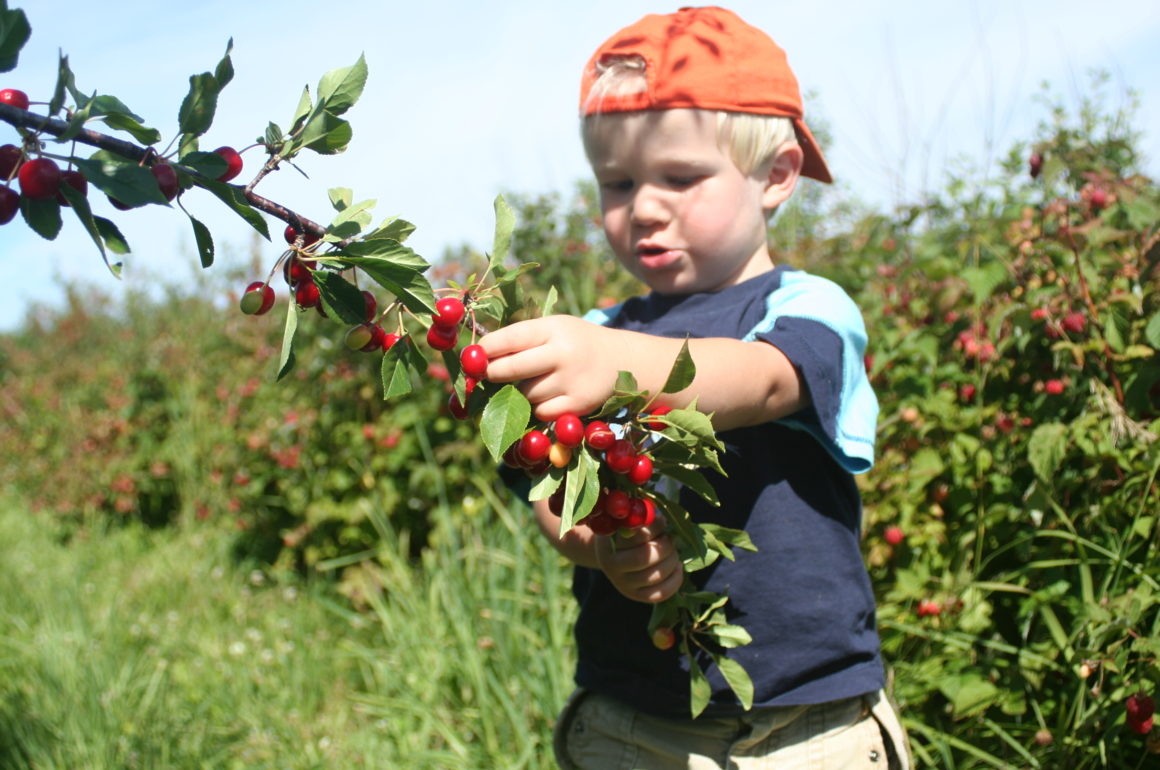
[636,243,680,270]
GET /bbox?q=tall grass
[0,485,576,769]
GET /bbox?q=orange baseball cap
[579,6,832,183]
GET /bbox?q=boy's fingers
[478,318,549,358]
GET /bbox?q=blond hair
[581,55,797,175]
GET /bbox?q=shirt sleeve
[744,271,878,473]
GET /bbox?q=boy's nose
[630,185,669,225]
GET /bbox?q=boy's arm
[479,315,807,432]
[534,498,684,603]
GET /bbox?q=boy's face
[587,109,789,295]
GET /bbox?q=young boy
[480,7,909,768]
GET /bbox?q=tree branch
[0,103,326,239]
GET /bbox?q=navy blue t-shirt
[575,266,884,718]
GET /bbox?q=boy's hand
[594,517,683,604]
[479,315,634,421]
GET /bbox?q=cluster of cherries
[2,86,244,224]
[1127,692,1155,735]
[504,409,672,536]
[421,295,491,418]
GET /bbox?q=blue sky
[3,0,1159,330]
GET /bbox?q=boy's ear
[760,143,804,211]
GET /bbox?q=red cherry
[382,332,401,351]
[56,169,88,205]
[1127,694,1155,722]
[584,420,615,451]
[17,157,60,200]
[0,186,18,225]
[605,439,637,474]
[1044,379,1065,396]
[1089,187,1109,211]
[554,414,585,448]
[460,344,489,379]
[448,391,470,420]
[604,489,631,519]
[240,281,275,315]
[643,405,672,431]
[883,525,904,546]
[518,429,551,463]
[502,443,524,469]
[584,510,620,536]
[548,487,566,515]
[361,324,389,353]
[627,454,654,486]
[959,384,976,402]
[623,498,655,529]
[426,323,458,351]
[0,144,22,179]
[284,255,315,286]
[1062,311,1086,335]
[213,146,243,182]
[283,224,320,247]
[295,278,321,309]
[151,163,179,202]
[107,195,136,211]
[361,290,378,322]
[1028,152,1043,179]
[0,88,30,110]
[433,296,466,327]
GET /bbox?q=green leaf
[298,111,353,155]
[328,187,353,212]
[1027,423,1068,484]
[93,215,130,257]
[20,196,62,240]
[72,153,168,207]
[1104,306,1128,353]
[0,4,30,73]
[49,53,75,115]
[191,177,271,240]
[178,150,228,179]
[661,338,696,393]
[214,38,234,89]
[263,121,284,151]
[490,195,515,271]
[700,523,756,552]
[336,244,436,315]
[381,340,414,399]
[366,217,416,243]
[178,72,220,138]
[276,303,299,381]
[328,197,376,240]
[314,270,368,324]
[686,646,711,719]
[1145,311,1160,349]
[962,262,1007,302]
[102,111,162,146]
[657,464,719,506]
[479,385,531,464]
[715,656,754,710]
[528,465,565,502]
[563,451,603,533]
[653,496,706,564]
[316,54,367,116]
[938,673,1000,718]
[188,214,214,268]
[59,183,104,258]
[541,285,558,317]
[289,85,313,133]
[705,624,752,649]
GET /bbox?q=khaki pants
[553,688,910,770]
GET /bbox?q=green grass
[0,487,576,769]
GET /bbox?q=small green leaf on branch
[188,213,214,268]
[276,302,299,381]
[714,656,754,710]
[661,338,696,393]
[479,385,532,464]
[0,4,31,73]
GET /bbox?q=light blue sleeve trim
[582,304,623,326]
[744,271,879,474]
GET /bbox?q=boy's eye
[601,179,634,193]
[667,175,700,188]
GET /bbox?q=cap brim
[793,119,832,184]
